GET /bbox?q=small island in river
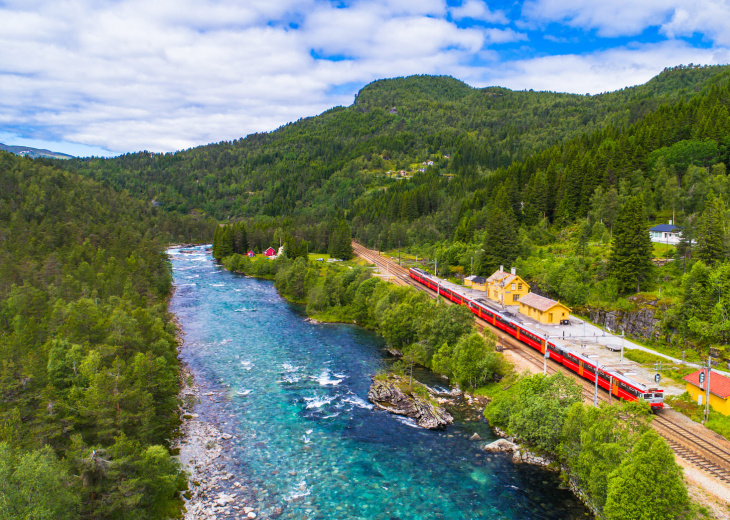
[368,373,454,429]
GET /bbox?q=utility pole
[705,356,712,423]
[543,338,549,375]
[594,366,599,408]
[620,331,625,362]
[608,376,613,404]
[398,240,401,266]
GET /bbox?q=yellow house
[485,267,530,305]
[683,369,730,416]
[518,292,571,325]
[464,275,487,292]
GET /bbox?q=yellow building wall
[472,282,487,292]
[685,383,730,416]
[486,276,530,304]
[464,279,473,288]
[519,303,570,324]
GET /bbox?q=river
[169,246,590,520]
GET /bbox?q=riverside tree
[604,430,689,520]
[608,194,654,293]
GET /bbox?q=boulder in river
[367,374,453,430]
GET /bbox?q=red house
[246,250,255,258]
[263,247,276,257]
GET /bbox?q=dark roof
[650,224,679,232]
[472,276,487,284]
[684,369,730,399]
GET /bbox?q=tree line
[0,151,214,519]
[485,372,691,520]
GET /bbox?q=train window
[643,393,652,399]
[654,393,662,398]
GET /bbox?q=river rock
[482,438,518,452]
[367,375,453,430]
[470,433,482,441]
[512,450,550,467]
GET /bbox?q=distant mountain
[65,64,730,226]
[0,142,74,159]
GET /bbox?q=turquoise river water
[169,246,590,520]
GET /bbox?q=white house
[649,223,681,245]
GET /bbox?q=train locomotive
[408,267,664,409]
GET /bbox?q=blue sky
[0,0,728,156]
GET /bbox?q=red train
[409,267,664,409]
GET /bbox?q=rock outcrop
[368,375,453,430]
[580,294,670,342]
[483,433,552,467]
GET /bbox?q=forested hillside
[64,65,725,227]
[0,152,214,519]
[60,63,730,361]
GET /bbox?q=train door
[611,378,618,397]
[578,360,584,377]
[540,339,546,355]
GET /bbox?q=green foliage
[609,195,654,293]
[695,193,726,264]
[485,372,690,519]
[477,186,518,275]
[431,332,503,389]
[604,430,689,520]
[0,442,79,519]
[506,373,582,453]
[0,151,192,518]
[328,219,354,260]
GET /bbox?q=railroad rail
[352,241,730,485]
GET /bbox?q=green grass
[308,252,331,261]
[666,392,730,440]
[622,349,697,385]
[652,242,676,258]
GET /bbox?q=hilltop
[0,142,73,160]
[62,64,728,222]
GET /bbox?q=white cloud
[479,41,728,94]
[0,0,497,153]
[522,0,730,43]
[0,0,728,155]
[450,1,509,24]
[484,28,527,44]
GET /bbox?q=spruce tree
[477,186,518,275]
[695,193,725,265]
[608,195,654,293]
[328,220,353,260]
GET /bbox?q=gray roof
[650,224,679,232]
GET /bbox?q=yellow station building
[683,369,730,416]
[518,292,571,325]
[485,267,530,305]
[464,275,488,292]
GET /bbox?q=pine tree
[477,186,518,275]
[608,195,654,293]
[695,193,725,265]
[328,220,353,260]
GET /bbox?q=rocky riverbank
[368,374,454,429]
[174,364,265,520]
[482,428,553,468]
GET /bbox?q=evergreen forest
[0,151,215,518]
[5,63,730,517]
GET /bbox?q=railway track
[352,241,730,485]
